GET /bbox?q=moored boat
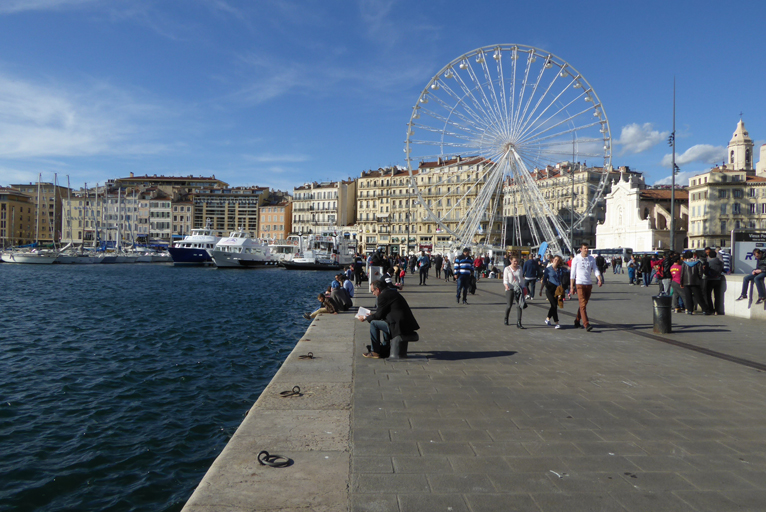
[168,220,220,266]
[209,229,279,268]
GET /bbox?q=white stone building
[596,175,688,252]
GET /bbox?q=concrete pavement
[350,275,766,511]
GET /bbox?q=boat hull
[1,252,58,264]
[168,247,214,266]
[280,261,342,271]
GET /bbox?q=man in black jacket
[358,280,420,358]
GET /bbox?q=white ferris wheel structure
[405,44,613,256]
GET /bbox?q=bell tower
[728,119,754,170]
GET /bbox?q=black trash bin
[652,295,672,334]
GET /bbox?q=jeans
[419,267,428,285]
[643,272,651,287]
[456,275,470,301]
[505,289,523,324]
[524,278,536,297]
[545,282,559,323]
[575,284,593,327]
[741,273,766,298]
[369,319,391,355]
[661,278,672,295]
[706,278,723,313]
[684,285,710,314]
[670,281,684,309]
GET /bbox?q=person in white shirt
[503,257,526,329]
[569,243,602,331]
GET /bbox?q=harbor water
[0,264,334,511]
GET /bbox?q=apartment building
[258,201,292,240]
[172,199,194,239]
[291,180,356,235]
[9,181,71,246]
[687,119,766,249]
[0,187,35,246]
[192,186,269,238]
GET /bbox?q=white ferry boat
[209,229,279,268]
[167,220,221,266]
[281,231,356,270]
[268,235,302,263]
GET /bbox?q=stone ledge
[182,313,355,512]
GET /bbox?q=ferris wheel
[405,44,612,256]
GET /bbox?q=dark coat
[640,255,652,273]
[323,296,342,314]
[680,260,704,286]
[366,288,420,338]
[331,288,352,310]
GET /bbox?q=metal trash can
[652,295,672,334]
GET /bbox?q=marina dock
[184,277,766,511]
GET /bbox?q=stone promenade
[351,275,766,512]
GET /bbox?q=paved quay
[351,276,766,512]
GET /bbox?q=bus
[592,247,633,262]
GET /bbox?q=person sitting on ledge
[303,293,341,320]
[358,279,420,359]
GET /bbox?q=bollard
[652,295,672,334]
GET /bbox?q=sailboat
[1,174,58,264]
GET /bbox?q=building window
[733,203,741,215]
[750,204,757,214]
[720,221,727,233]
[733,189,744,199]
[718,189,728,199]
[721,204,727,215]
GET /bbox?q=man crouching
[358,279,420,359]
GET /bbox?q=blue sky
[0,0,764,192]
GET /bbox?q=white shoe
[545,319,551,326]
[554,324,561,329]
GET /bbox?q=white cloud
[660,144,725,168]
[242,153,310,163]
[0,0,98,14]
[614,123,669,155]
[0,74,174,158]
[652,170,701,187]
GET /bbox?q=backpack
[655,259,665,279]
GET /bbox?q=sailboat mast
[66,175,72,246]
[35,173,41,246]
[53,173,58,250]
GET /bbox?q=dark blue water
[0,265,331,512]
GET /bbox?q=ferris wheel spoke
[515,63,565,142]
[512,50,535,139]
[463,56,507,135]
[518,114,600,147]
[413,123,480,144]
[429,87,492,133]
[455,60,506,136]
[417,99,484,133]
[516,80,575,142]
[494,49,511,136]
[516,90,587,142]
[447,67,500,132]
[476,52,510,137]
[513,52,549,139]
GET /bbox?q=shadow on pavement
[414,350,518,361]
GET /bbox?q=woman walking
[503,257,526,329]
[540,255,568,329]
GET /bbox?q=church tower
[728,119,754,170]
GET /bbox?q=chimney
[130,172,134,178]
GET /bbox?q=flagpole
[670,78,676,253]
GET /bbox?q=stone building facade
[596,175,688,252]
[687,120,766,249]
